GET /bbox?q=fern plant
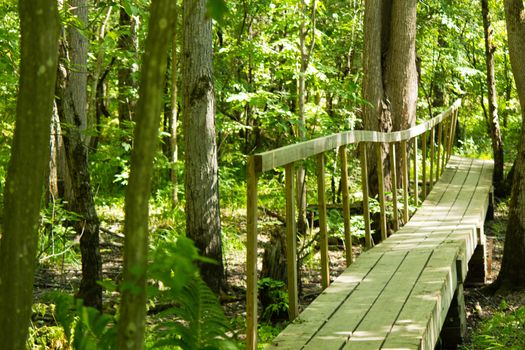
[148,237,238,350]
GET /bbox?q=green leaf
[206,0,227,23]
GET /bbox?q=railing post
[375,143,387,241]
[317,153,330,289]
[339,146,353,266]
[441,118,449,171]
[360,143,372,249]
[422,131,427,199]
[436,122,442,180]
[285,163,298,320]
[448,109,458,160]
[429,127,435,190]
[412,137,419,206]
[246,156,259,350]
[401,140,409,223]
[390,143,399,232]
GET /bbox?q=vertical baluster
[360,143,372,249]
[376,143,387,241]
[246,157,258,350]
[317,153,330,289]
[285,163,298,319]
[422,131,427,199]
[436,122,442,180]
[436,122,443,178]
[413,137,419,206]
[441,118,449,170]
[429,127,435,190]
[448,109,458,160]
[401,140,409,223]
[339,146,353,265]
[390,143,399,232]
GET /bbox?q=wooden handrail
[252,99,461,173]
[245,99,461,350]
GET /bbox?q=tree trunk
[0,1,59,348]
[496,0,525,289]
[170,24,179,208]
[481,0,505,196]
[117,1,176,349]
[296,0,317,235]
[362,0,418,196]
[118,5,138,122]
[183,0,225,294]
[56,0,102,309]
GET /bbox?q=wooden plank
[339,146,353,265]
[246,157,259,350]
[303,252,408,350]
[285,163,299,320]
[268,252,384,349]
[343,251,434,349]
[360,143,373,249]
[390,143,399,232]
[254,100,461,173]
[317,153,330,289]
[381,247,460,350]
[376,143,387,241]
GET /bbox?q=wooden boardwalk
[267,155,493,350]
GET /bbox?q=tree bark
[118,5,138,122]
[170,22,179,207]
[496,0,525,289]
[481,0,505,196]
[183,0,225,293]
[0,1,59,348]
[117,1,176,349]
[362,0,418,196]
[55,0,103,310]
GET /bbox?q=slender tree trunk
[0,1,59,348]
[496,0,525,289]
[183,0,225,293]
[118,5,138,122]
[170,20,179,207]
[56,0,102,309]
[481,0,505,196]
[296,0,317,235]
[117,1,176,349]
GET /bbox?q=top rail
[252,99,461,173]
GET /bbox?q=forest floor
[30,199,523,349]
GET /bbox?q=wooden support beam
[360,143,372,249]
[422,131,427,199]
[401,140,409,223]
[429,127,435,190]
[376,143,387,241]
[246,157,259,350]
[285,163,298,320]
[339,146,353,265]
[436,122,442,180]
[317,153,330,289]
[413,137,419,206]
[390,143,399,232]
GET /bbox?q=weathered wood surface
[267,156,493,350]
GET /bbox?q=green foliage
[148,237,238,350]
[469,302,525,350]
[257,277,289,323]
[37,200,83,265]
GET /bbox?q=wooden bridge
[245,100,493,349]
